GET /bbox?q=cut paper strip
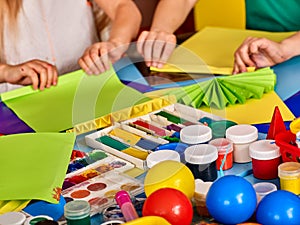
[147,68,276,109]
[153,27,295,74]
[0,67,150,132]
[0,132,75,203]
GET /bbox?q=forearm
[150,0,197,33]
[94,0,141,45]
[0,63,8,83]
[280,31,300,60]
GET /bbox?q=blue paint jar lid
[180,125,212,144]
[184,144,218,164]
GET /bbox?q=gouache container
[146,150,180,168]
[184,144,218,181]
[0,212,26,225]
[208,138,233,170]
[35,221,59,225]
[24,215,53,225]
[193,179,213,217]
[102,204,125,222]
[253,182,277,203]
[180,124,212,145]
[64,200,91,225]
[249,140,281,179]
[278,162,300,195]
[226,124,258,163]
[210,120,237,138]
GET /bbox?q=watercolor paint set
[85,103,223,169]
[62,171,143,216]
[63,149,134,190]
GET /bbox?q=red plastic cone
[267,106,286,139]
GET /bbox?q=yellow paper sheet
[199,91,295,124]
[155,27,295,74]
[193,0,245,31]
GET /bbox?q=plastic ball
[144,160,195,199]
[256,190,300,225]
[206,175,257,224]
[142,188,193,225]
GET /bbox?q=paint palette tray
[85,103,223,169]
[62,170,144,216]
[63,149,134,190]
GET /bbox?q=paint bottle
[208,138,233,170]
[184,144,218,181]
[249,140,281,180]
[226,124,258,163]
[64,200,91,225]
[115,190,139,222]
[253,182,277,203]
[180,124,212,145]
[278,162,300,195]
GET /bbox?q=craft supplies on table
[85,103,224,169]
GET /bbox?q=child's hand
[78,41,128,75]
[2,60,58,90]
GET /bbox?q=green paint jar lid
[64,200,90,220]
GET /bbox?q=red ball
[142,188,193,225]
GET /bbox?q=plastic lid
[184,144,218,164]
[115,190,132,208]
[0,212,26,225]
[146,150,180,168]
[225,124,258,144]
[208,138,233,154]
[249,140,280,160]
[64,200,90,220]
[180,125,212,144]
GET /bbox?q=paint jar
[35,220,59,225]
[193,179,213,217]
[208,138,233,170]
[180,124,212,145]
[146,150,180,169]
[278,162,300,195]
[184,144,218,181]
[253,182,277,203]
[102,204,125,222]
[25,215,54,225]
[249,140,281,180]
[0,212,26,225]
[226,124,258,163]
[64,200,91,225]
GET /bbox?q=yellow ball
[144,160,195,199]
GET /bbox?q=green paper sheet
[1,67,150,132]
[0,132,75,203]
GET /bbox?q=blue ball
[206,175,257,224]
[256,190,300,225]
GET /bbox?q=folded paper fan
[157,67,276,109]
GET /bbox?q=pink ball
[142,188,193,225]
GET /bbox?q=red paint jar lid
[249,140,280,160]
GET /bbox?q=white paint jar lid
[146,150,180,168]
[184,144,218,164]
[249,139,280,160]
[180,125,212,144]
[226,124,258,144]
[0,212,26,225]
